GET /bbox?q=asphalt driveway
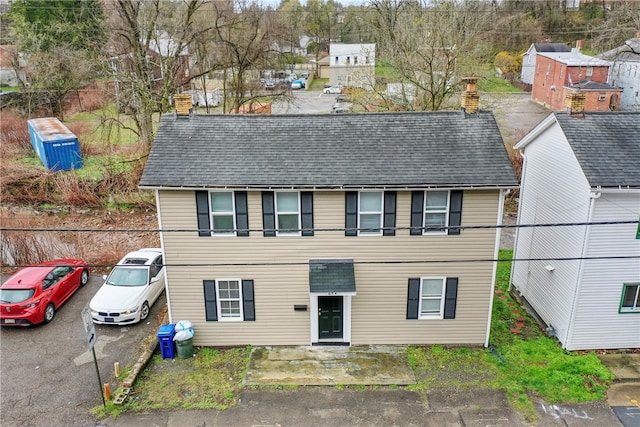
[0,273,164,427]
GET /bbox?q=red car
[0,259,89,326]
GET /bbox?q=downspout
[485,188,507,347]
[155,189,173,324]
[564,188,601,350]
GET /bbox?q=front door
[318,296,343,340]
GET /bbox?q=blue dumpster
[157,324,176,359]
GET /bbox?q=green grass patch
[477,75,521,93]
[488,250,614,419]
[121,346,250,413]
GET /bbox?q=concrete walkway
[598,352,640,426]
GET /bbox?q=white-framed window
[217,279,243,321]
[210,191,236,235]
[276,191,300,236]
[620,283,640,313]
[424,190,449,234]
[419,277,446,319]
[358,191,383,235]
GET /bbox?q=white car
[323,85,342,94]
[90,248,166,325]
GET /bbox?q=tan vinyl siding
[158,189,501,346]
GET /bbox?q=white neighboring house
[327,43,375,90]
[597,34,640,111]
[511,112,640,351]
[520,43,570,85]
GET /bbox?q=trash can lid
[157,324,176,336]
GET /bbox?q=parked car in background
[265,80,275,90]
[0,259,89,326]
[89,248,166,325]
[323,85,342,94]
[291,79,306,90]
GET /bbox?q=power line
[4,254,640,270]
[1,219,638,233]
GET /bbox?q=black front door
[318,296,343,339]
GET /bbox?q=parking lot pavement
[272,89,341,114]
[0,274,164,427]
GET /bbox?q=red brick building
[531,42,621,112]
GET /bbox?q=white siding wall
[608,61,640,111]
[512,122,592,346]
[158,189,502,347]
[567,192,640,350]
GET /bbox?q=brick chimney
[575,39,584,50]
[565,91,585,117]
[173,93,193,117]
[461,77,480,116]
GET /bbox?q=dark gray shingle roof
[309,259,355,293]
[554,112,640,187]
[140,111,518,189]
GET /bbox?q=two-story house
[327,43,375,90]
[139,111,518,347]
[597,33,640,111]
[511,112,640,351]
[532,41,621,112]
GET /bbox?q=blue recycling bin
[157,324,176,359]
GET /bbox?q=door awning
[309,259,356,294]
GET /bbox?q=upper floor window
[410,190,463,236]
[195,190,249,237]
[262,191,314,237]
[586,66,593,77]
[210,192,235,235]
[276,192,301,235]
[346,56,351,65]
[335,56,339,65]
[354,56,358,65]
[345,191,396,236]
[359,192,383,235]
[425,191,449,233]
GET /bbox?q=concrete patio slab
[244,345,416,386]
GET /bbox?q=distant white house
[597,34,640,111]
[327,43,375,90]
[520,43,570,85]
[511,112,640,351]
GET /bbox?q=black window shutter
[203,280,218,321]
[242,279,255,321]
[300,192,314,236]
[383,191,397,236]
[406,278,421,319]
[410,191,424,235]
[448,190,463,236]
[261,192,276,237]
[345,192,358,236]
[235,191,249,237]
[195,191,211,237]
[444,277,459,319]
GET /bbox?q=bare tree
[106,0,207,147]
[366,0,493,111]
